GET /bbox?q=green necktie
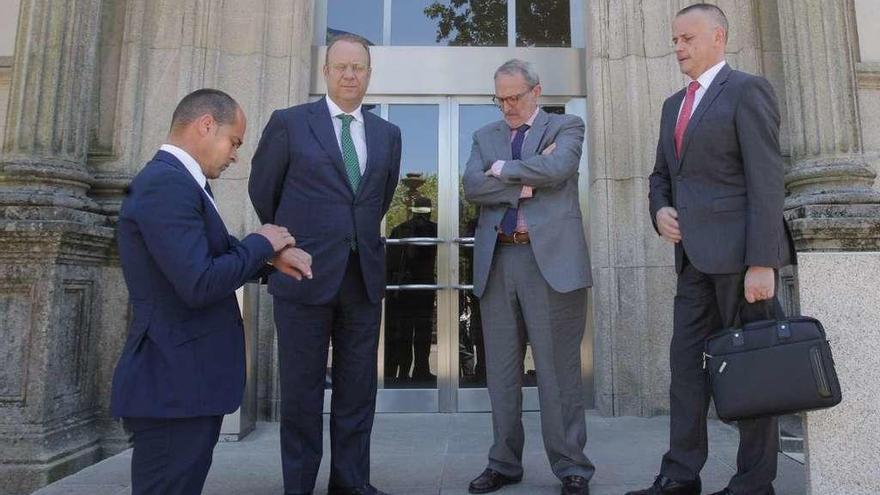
[337,113,361,250]
[336,114,361,193]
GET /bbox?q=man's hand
[541,142,556,155]
[744,266,775,303]
[273,247,313,280]
[256,224,295,252]
[655,207,681,243]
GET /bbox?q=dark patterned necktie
[499,123,530,235]
[336,114,362,192]
[337,113,361,250]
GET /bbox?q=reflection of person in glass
[462,59,593,495]
[385,197,438,384]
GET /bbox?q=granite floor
[33,412,805,495]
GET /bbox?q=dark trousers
[274,253,381,494]
[660,258,781,494]
[124,415,223,495]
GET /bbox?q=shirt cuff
[490,160,505,177]
[519,186,533,199]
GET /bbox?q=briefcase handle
[732,296,784,330]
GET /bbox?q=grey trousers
[479,243,594,481]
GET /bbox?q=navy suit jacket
[249,98,402,305]
[649,65,794,274]
[111,150,275,418]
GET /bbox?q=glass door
[334,96,590,412]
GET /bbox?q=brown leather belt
[497,231,530,244]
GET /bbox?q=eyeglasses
[329,63,369,75]
[492,87,535,108]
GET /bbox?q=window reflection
[396,0,508,46]
[384,104,441,389]
[327,0,383,45]
[516,0,572,47]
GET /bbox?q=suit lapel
[308,98,354,195]
[522,110,549,158]
[678,64,732,166]
[153,150,231,242]
[357,111,382,201]
[492,122,512,161]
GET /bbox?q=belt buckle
[512,231,528,244]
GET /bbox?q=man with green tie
[249,34,402,495]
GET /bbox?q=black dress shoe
[327,485,389,495]
[625,474,702,495]
[468,468,522,494]
[708,487,774,495]
[561,475,590,495]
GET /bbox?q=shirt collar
[160,144,207,189]
[525,107,540,127]
[692,60,727,91]
[326,96,364,124]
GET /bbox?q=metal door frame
[312,95,591,412]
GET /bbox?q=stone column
[0,1,115,494]
[585,0,770,416]
[776,1,880,493]
[777,0,880,248]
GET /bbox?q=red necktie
[674,81,701,159]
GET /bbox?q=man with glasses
[249,34,401,495]
[463,59,594,495]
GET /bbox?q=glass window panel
[383,104,441,390]
[393,0,508,47]
[386,104,440,236]
[326,0,384,45]
[516,0,571,47]
[458,104,498,239]
[458,289,537,388]
[384,293,438,388]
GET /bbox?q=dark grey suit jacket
[649,64,794,274]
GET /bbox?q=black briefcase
[705,316,842,421]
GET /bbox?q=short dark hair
[325,34,372,67]
[677,3,729,41]
[170,89,239,130]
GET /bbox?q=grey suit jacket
[648,64,794,274]
[463,110,591,297]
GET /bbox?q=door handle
[385,237,444,246]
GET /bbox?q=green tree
[423,0,507,46]
[424,0,571,47]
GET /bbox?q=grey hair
[677,3,729,41]
[494,59,540,87]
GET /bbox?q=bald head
[676,3,729,43]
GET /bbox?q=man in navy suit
[249,34,401,495]
[111,89,312,495]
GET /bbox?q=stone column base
[798,252,880,494]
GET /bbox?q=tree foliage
[424,0,571,47]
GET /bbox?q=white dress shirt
[160,144,219,213]
[678,60,727,120]
[326,96,368,174]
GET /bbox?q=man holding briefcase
[629,5,795,495]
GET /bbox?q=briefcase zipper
[810,346,832,398]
